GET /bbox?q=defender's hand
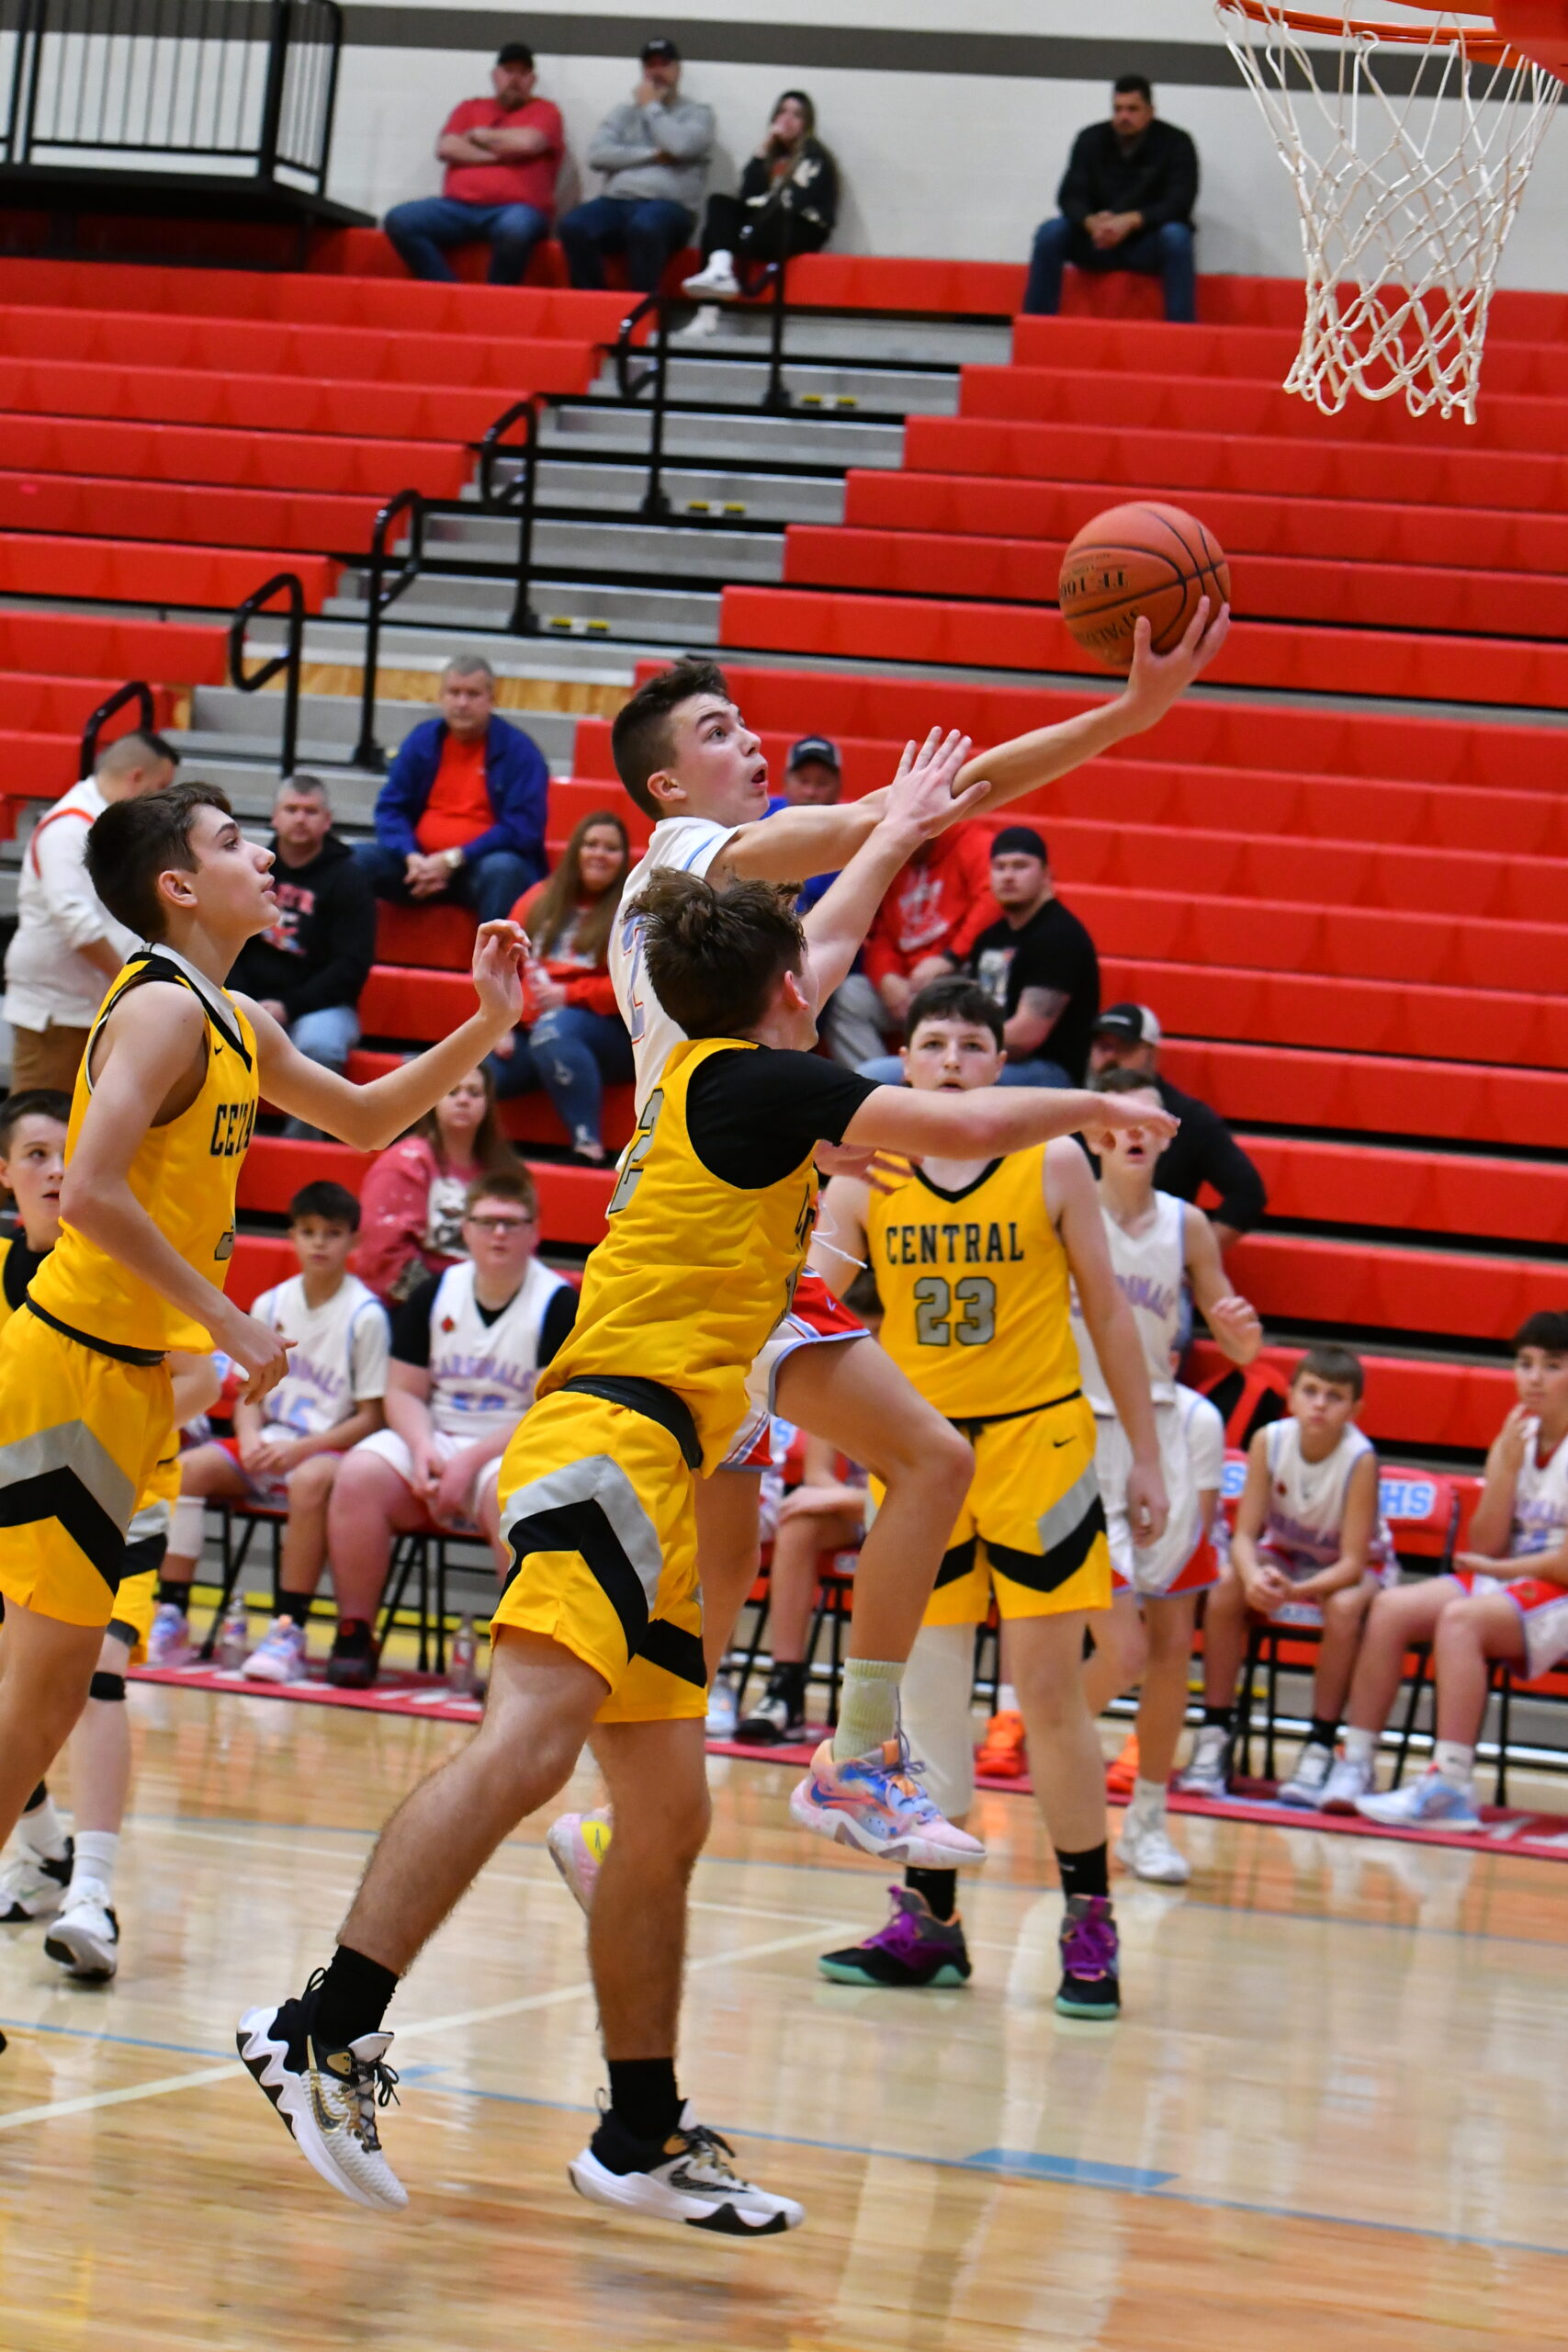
[472,920,527,1027]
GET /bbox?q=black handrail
[352,489,425,772]
[229,572,304,782]
[78,678,154,783]
[608,296,674,520]
[477,397,545,636]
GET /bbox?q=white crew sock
[71,1830,119,1900]
[1433,1740,1475,1790]
[1341,1725,1376,1766]
[20,1791,69,1861]
[1129,1776,1168,1824]
[832,1660,902,1761]
[707,248,733,274]
[997,1682,1020,1715]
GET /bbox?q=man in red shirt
[845,823,994,1073]
[385,43,563,285]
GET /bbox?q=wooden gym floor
[0,1683,1563,2352]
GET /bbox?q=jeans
[1022,215,1197,324]
[384,196,551,286]
[281,1002,360,1140]
[558,195,694,294]
[355,840,542,926]
[856,1053,1075,1089]
[488,1003,634,1149]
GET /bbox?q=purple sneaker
[818,1885,972,1988]
[1055,1894,1121,2019]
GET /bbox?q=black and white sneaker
[569,2098,805,2234]
[735,1685,807,1746]
[0,1839,73,1922]
[237,1972,408,2212]
[44,1886,119,1980]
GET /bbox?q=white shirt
[1261,1418,1393,1576]
[250,1272,390,1438]
[3,777,138,1032]
[425,1258,571,1441]
[1072,1190,1186,1415]
[1510,1421,1568,1563]
[610,816,739,1113]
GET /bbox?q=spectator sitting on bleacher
[357,656,548,925]
[558,37,714,294]
[147,1182,389,1678]
[1178,1344,1395,1809]
[1329,1312,1568,1831]
[490,809,633,1164]
[321,1170,577,1690]
[384,42,563,286]
[851,823,994,1081]
[761,736,878,1069]
[3,728,177,1093]
[1023,75,1199,324]
[679,90,838,335]
[358,1064,519,1303]
[1090,1003,1266,1247]
[959,827,1100,1086]
[228,775,376,1133]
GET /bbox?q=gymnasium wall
[330,0,1568,289]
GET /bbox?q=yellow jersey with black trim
[869,1142,1081,1419]
[30,950,258,1354]
[538,1036,821,1473]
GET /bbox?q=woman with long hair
[358,1063,517,1300]
[681,90,838,327]
[490,809,634,1164]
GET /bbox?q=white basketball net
[1218,3,1562,419]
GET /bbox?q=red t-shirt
[415,732,491,854]
[441,96,563,212]
[863,825,995,988]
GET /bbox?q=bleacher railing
[229,570,302,778]
[611,261,794,519]
[79,677,153,779]
[2,0,344,192]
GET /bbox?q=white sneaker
[146,1602,192,1669]
[1321,1752,1376,1813]
[1175,1724,1230,1799]
[570,2098,804,2235]
[681,257,739,300]
[546,1809,612,1915]
[1277,1740,1337,1809]
[1355,1770,1482,1832]
[238,1982,408,2213]
[44,1884,118,1981]
[705,1674,739,1738]
[1117,1810,1191,1885]
[243,1618,309,1684]
[674,303,723,339]
[0,1838,73,1922]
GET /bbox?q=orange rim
[1220,0,1520,59]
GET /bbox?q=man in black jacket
[1024,75,1199,322]
[1089,1003,1265,1248]
[230,776,377,1130]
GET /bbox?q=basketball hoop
[1218,1,1567,420]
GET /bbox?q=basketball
[1057,501,1231,670]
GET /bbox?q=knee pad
[171,1494,208,1558]
[89,1670,127,1703]
[900,1621,978,1821]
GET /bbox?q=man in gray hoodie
[558,37,715,293]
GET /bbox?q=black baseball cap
[1094,1002,1163,1046]
[991,823,1047,861]
[496,41,535,66]
[787,734,840,771]
[641,36,680,62]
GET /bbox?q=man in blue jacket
[357,656,548,923]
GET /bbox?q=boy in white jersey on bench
[324,1168,576,1688]
[1179,1344,1394,1809]
[1075,1069,1261,1883]
[1332,1310,1568,1830]
[151,1182,390,1681]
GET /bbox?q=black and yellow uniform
[0,951,255,1628]
[494,1038,874,1721]
[871,1143,1110,1623]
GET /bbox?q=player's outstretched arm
[243,921,526,1152]
[1049,1140,1168,1544]
[841,1079,1176,1163]
[952,599,1231,817]
[802,729,981,1001]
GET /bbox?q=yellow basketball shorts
[493,1378,707,1725]
[922,1390,1111,1627]
[0,1307,174,1630]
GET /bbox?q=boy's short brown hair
[0,1089,71,1161]
[633,867,804,1039]
[1293,1343,1364,1401]
[464,1167,539,1221]
[610,657,731,820]
[85,780,232,941]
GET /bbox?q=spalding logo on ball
[1058,501,1231,672]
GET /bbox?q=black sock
[1310,1715,1339,1751]
[1203,1703,1235,1733]
[24,1781,47,1814]
[158,1578,190,1611]
[1056,1842,1110,1903]
[281,1590,312,1629]
[310,1944,400,2051]
[905,1865,957,1922]
[607,2057,682,2146]
[768,1660,806,1702]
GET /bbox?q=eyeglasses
[466,1215,536,1234]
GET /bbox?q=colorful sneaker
[818,1885,972,1987]
[44,1884,118,1981]
[1105,1732,1141,1796]
[0,1838,73,1923]
[1117,1809,1190,1886]
[146,1602,192,1669]
[975,1709,1028,1780]
[1175,1724,1231,1799]
[243,1618,309,1685]
[237,1973,408,2212]
[1277,1740,1337,1809]
[790,1736,986,1869]
[326,1621,378,1690]
[569,2098,803,2235]
[1355,1770,1482,1832]
[547,1809,613,1915]
[1321,1752,1376,1813]
[1056,1894,1121,2019]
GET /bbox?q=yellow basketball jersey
[539,1037,818,1471]
[31,951,258,1354]
[869,1143,1081,1419]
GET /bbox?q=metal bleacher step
[419,512,784,585]
[539,402,905,470]
[526,458,845,526]
[660,310,1012,370]
[591,351,962,419]
[325,573,720,645]
[183,688,579,774]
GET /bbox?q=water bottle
[447,1615,479,1698]
[216,1595,250,1670]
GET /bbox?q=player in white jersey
[1073,1070,1260,1883]
[325,1169,576,1687]
[152,1181,391,1681]
[1332,1309,1568,1831]
[1181,1341,1394,1811]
